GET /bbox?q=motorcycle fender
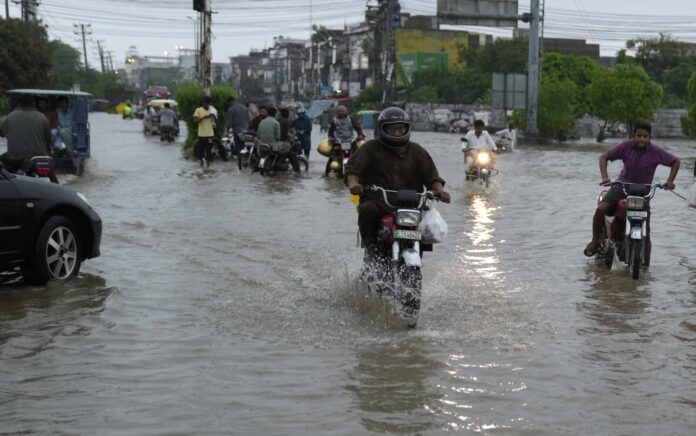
[343,158,349,165]
[258,157,266,167]
[630,226,642,240]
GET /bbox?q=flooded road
[1,113,695,434]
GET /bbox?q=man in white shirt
[495,123,516,151]
[462,119,497,172]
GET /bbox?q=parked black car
[0,162,101,284]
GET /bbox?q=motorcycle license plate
[627,211,648,218]
[393,229,421,240]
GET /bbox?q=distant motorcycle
[256,142,309,176]
[237,132,258,171]
[2,155,58,183]
[360,185,444,328]
[594,181,666,279]
[325,137,363,177]
[462,138,497,188]
[160,125,176,142]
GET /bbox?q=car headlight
[477,152,491,165]
[626,196,645,210]
[76,192,93,208]
[396,209,421,226]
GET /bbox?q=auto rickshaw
[5,89,92,176]
[142,99,179,136]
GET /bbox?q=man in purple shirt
[584,121,680,263]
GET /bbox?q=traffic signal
[193,0,205,12]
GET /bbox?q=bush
[409,85,439,103]
[175,84,237,154]
[353,85,383,111]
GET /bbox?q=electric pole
[21,0,37,24]
[526,0,541,137]
[5,0,10,20]
[203,4,212,95]
[74,23,92,70]
[97,40,105,73]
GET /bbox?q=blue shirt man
[291,108,312,159]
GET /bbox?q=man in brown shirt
[345,107,450,249]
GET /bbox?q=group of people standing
[191,96,314,171]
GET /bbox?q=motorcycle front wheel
[396,263,422,328]
[298,155,309,173]
[630,239,642,279]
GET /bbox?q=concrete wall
[576,110,687,139]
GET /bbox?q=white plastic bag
[420,207,448,244]
[688,182,696,209]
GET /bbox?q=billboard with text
[437,0,519,27]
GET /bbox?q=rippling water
[1,113,695,434]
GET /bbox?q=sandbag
[420,207,448,244]
[688,182,696,208]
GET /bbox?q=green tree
[680,71,696,137]
[409,85,439,103]
[538,79,578,140]
[587,64,662,141]
[0,18,53,92]
[542,52,600,116]
[408,66,490,104]
[460,37,528,73]
[618,34,696,107]
[353,84,383,111]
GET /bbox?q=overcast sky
[8,0,696,68]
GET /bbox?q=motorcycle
[5,156,58,183]
[360,185,442,328]
[325,138,360,177]
[463,140,497,188]
[594,181,666,279]
[160,125,176,142]
[237,132,258,171]
[256,142,309,176]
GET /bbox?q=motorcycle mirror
[460,137,468,142]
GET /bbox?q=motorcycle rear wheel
[630,239,642,279]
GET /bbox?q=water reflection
[0,273,114,355]
[578,266,649,336]
[345,338,444,434]
[457,195,502,282]
[436,353,528,432]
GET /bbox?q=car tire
[22,216,82,285]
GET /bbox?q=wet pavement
[1,113,695,434]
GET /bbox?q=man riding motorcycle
[584,121,680,265]
[257,106,300,174]
[326,105,365,175]
[462,119,497,174]
[345,107,451,257]
[0,93,59,183]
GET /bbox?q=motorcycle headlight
[477,152,491,165]
[396,209,421,227]
[627,196,645,210]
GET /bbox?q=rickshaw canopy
[147,99,178,109]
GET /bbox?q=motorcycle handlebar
[367,185,436,209]
[602,180,665,199]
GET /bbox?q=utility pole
[526,0,541,137]
[5,0,10,19]
[74,23,92,70]
[97,40,106,73]
[308,0,313,98]
[202,3,212,96]
[21,0,37,24]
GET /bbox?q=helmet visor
[383,122,409,137]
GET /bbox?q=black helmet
[378,107,411,147]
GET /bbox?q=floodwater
[1,113,695,435]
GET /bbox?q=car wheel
[22,216,82,285]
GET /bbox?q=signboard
[492,73,526,110]
[437,0,519,27]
